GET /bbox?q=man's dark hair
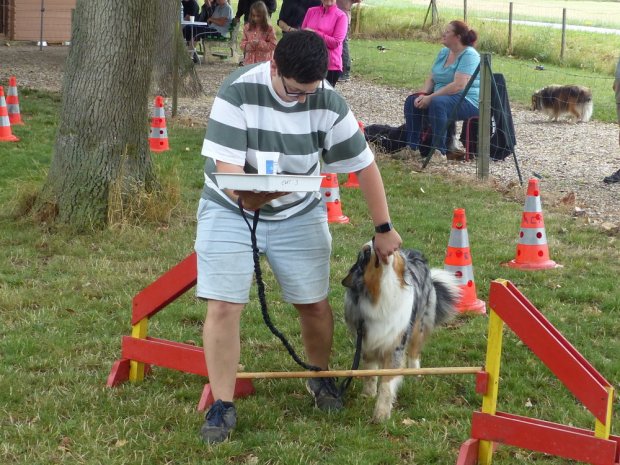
[274,30,328,83]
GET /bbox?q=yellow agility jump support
[129,318,149,382]
[594,385,614,440]
[478,306,505,465]
[455,279,620,465]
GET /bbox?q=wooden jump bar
[235,366,483,380]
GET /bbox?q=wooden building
[1,0,75,43]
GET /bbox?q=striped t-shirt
[201,61,374,220]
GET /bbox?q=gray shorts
[195,199,332,304]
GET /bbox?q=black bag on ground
[459,73,516,161]
[364,124,408,153]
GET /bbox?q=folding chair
[197,22,240,64]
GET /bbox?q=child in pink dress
[241,1,277,65]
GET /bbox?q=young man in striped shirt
[196,30,402,444]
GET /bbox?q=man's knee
[295,300,331,316]
[206,300,243,323]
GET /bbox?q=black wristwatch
[374,222,393,234]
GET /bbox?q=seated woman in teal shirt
[405,20,480,156]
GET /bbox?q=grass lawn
[1,64,619,464]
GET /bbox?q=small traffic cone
[343,173,360,188]
[149,96,169,152]
[320,173,349,224]
[6,77,24,125]
[343,122,366,188]
[0,86,19,142]
[444,208,486,314]
[505,178,562,270]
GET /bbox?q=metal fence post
[477,53,491,180]
[560,8,567,61]
[354,3,361,35]
[508,2,513,55]
[431,0,438,26]
[39,0,45,51]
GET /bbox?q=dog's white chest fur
[358,265,413,354]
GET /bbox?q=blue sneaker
[200,400,237,444]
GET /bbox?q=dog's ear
[403,268,414,286]
[342,245,372,288]
[341,270,355,288]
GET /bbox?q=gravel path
[1,45,618,232]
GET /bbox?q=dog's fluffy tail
[430,269,460,326]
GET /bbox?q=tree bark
[151,0,203,98]
[36,0,158,229]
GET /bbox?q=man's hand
[373,229,402,263]
[235,190,290,211]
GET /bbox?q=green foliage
[1,66,619,465]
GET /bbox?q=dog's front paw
[361,378,378,398]
[407,357,420,369]
[372,403,392,423]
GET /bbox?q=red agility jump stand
[456,280,618,465]
[106,252,255,410]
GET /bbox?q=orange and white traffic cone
[343,122,366,188]
[505,178,562,270]
[320,173,349,224]
[0,86,19,142]
[444,208,486,314]
[343,173,360,188]
[149,96,169,152]
[6,76,24,125]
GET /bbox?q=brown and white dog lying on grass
[342,241,459,422]
[531,85,593,123]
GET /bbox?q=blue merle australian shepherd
[342,241,459,422]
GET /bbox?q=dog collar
[374,222,393,234]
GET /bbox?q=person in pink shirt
[240,1,277,65]
[301,0,348,86]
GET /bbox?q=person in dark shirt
[182,0,200,45]
[233,0,276,24]
[277,0,321,33]
[181,0,200,20]
[183,1,217,42]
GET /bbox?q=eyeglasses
[280,76,324,97]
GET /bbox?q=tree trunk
[151,0,203,98]
[35,0,158,229]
